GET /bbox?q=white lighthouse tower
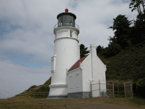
[48,9,80,98]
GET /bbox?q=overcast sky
[0,0,137,99]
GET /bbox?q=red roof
[69,56,88,71]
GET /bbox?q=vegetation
[15,77,51,98]
[0,97,145,109]
[96,0,145,98]
[80,44,89,58]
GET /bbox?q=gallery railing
[54,23,79,30]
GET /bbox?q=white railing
[54,23,79,30]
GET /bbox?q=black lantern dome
[56,9,77,28]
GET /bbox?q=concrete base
[47,95,68,99]
[68,92,91,98]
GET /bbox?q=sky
[0,0,137,99]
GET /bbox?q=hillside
[15,77,51,98]
[99,42,145,98]
[15,42,145,98]
[103,42,145,81]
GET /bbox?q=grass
[0,96,145,109]
[115,94,125,98]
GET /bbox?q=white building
[48,9,106,98]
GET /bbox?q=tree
[102,43,122,58]
[80,44,89,58]
[109,15,131,49]
[109,15,131,31]
[96,45,104,54]
[129,0,145,14]
[129,0,145,44]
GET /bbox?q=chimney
[90,44,96,80]
[90,44,96,55]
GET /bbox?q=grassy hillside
[15,77,51,98]
[99,42,145,98]
[103,42,145,81]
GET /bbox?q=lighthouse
[48,9,80,98]
[48,9,107,98]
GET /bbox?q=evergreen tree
[109,15,131,49]
[96,45,104,54]
[129,0,145,44]
[80,44,89,58]
[129,0,145,14]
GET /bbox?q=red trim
[69,56,88,71]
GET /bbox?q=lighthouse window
[70,30,72,37]
[70,21,73,26]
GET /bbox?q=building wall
[81,44,106,97]
[49,27,80,97]
[89,44,106,97]
[91,47,106,83]
[67,67,92,98]
[91,80,106,97]
[81,55,92,92]
[51,37,79,84]
[67,44,107,98]
[67,67,82,93]
[48,85,67,98]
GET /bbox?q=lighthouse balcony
[54,23,79,30]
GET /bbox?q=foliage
[102,43,122,58]
[98,1,145,59]
[15,77,51,98]
[130,13,145,44]
[135,78,145,87]
[34,85,49,92]
[95,2,145,99]
[97,45,104,54]
[80,44,89,58]
[95,1,145,97]
[109,14,131,49]
[129,0,145,14]
[27,85,36,91]
[99,42,145,97]
[43,77,51,85]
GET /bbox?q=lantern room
[55,9,78,29]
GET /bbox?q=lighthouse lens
[58,15,75,27]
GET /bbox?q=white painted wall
[49,84,67,96]
[81,55,92,92]
[91,80,106,97]
[51,37,79,84]
[67,44,106,98]
[51,55,56,73]
[90,44,106,83]
[67,67,82,93]
[49,27,80,96]
[80,44,106,97]
[90,44,106,97]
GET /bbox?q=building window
[70,30,72,37]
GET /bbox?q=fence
[91,80,133,98]
[16,92,49,98]
[16,80,133,98]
